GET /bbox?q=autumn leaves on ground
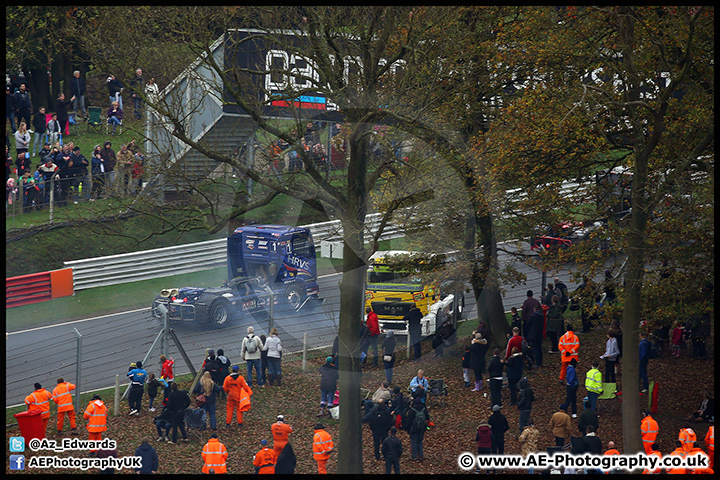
[6,318,714,474]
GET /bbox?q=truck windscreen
[291,236,313,258]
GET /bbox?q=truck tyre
[207,299,231,327]
[284,283,305,310]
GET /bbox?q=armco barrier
[6,268,74,308]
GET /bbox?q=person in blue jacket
[127,360,147,416]
[134,437,159,474]
[564,358,579,417]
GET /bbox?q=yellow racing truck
[364,250,462,336]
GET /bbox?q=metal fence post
[264,285,275,333]
[163,309,169,358]
[73,328,82,413]
[49,177,55,224]
[114,374,120,417]
[406,323,411,359]
[541,270,547,299]
[302,333,308,372]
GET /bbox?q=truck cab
[152,225,321,327]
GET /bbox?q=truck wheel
[207,300,231,327]
[284,283,306,311]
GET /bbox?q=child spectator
[46,113,62,146]
[672,321,684,357]
[462,345,471,388]
[146,373,160,412]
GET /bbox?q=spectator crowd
[6,70,157,212]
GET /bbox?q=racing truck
[152,225,322,327]
[365,250,464,337]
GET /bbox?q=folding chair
[427,378,448,408]
[597,382,620,413]
[183,408,207,441]
[86,107,103,133]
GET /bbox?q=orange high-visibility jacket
[667,447,687,475]
[271,422,293,450]
[313,429,334,460]
[604,449,620,456]
[705,426,714,453]
[25,388,52,419]
[641,416,659,450]
[642,450,662,474]
[83,399,107,432]
[52,382,76,412]
[558,331,579,362]
[687,447,712,474]
[223,374,253,411]
[253,446,277,474]
[202,438,228,474]
[680,427,697,453]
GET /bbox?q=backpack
[246,336,258,353]
[411,407,427,432]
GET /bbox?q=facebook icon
[10,454,25,470]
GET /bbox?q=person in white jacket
[262,328,283,386]
[242,326,264,387]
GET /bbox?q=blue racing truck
[152,225,322,327]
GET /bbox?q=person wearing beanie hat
[253,438,277,474]
[84,392,107,453]
[550,403,572,447]
[223,362,253,428]
[312,422,334,474]
[271,414,293,456]
[25,382,53,434]
[319,355,339,418]
[488,404,509,455]
[127,359,148,416]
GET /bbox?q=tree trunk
[475,212,508,348]
[618,8,646,459]
[25,66,51,114]
[336,122,372,474]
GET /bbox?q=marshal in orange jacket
[25,387,52,419]
[202,437,228,474]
